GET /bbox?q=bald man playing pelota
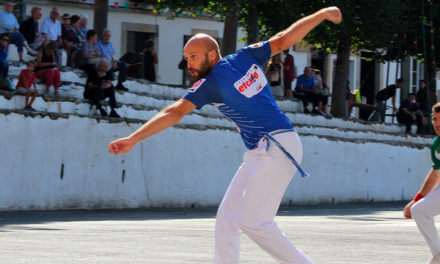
[109,7,341,264]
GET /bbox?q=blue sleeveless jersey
[183,41,293,149]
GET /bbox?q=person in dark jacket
[142,39,158,82]
[19,7,42,48]
[84,58,120,118]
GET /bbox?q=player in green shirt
[404,102,440,264]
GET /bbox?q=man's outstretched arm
[269,6,342,57]
[108,98,196,155]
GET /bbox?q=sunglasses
[1,38,10,42]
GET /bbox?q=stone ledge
[0,109,429,149]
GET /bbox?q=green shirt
[431,137,440,170]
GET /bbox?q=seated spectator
[19,7,42,49]
[0,2,37,62]
[98,28,128,91]
[84,59,120,118]
[0,33,9,90]
[416,80,428,114]
[40,7,62,46]
[35,42,61,95]
[397,93,424,134]
[16,61,38,111]
[266,54,283,97]
[61,14,70,37]
[313,69,326,113]
[141,39,158,82]
[78,14,89,42]
[320,83,330,114]
[294,66,321,114]
[62,15,81,67]
[81,29,102,71]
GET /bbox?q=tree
[94,0,109,38]
[254,0,408,117]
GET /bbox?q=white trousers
[214,131,313,264]
[411,188,440,256]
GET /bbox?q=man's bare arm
[108,98,196,155]
[269,7,341,57]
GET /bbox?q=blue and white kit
[184,41,313,264]
[184,41,293,150]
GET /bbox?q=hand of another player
[108,137,135,155]
[322,6,342,24]
[403,200,416,219]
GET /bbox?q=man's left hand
[322,6,342,24]
[403,200,416,219]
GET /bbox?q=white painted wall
[0,113,430,210]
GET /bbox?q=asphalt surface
[0,202,435,264]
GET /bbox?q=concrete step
[4,64,427,147]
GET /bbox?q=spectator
[62,15,81,67]
[84,58,120,118]
[61,14,70,37]
[78,13,89,42]
[35,42,61,95]
[397,93,424,134]
[313,69,326,113]
[81,29,102,71]
[0,33,9,90]
[19,7,42,48]
[266,53,283,97]
[98,29,129,91]
[282,48,295,98]
[16,61,38,111]
[320,83,330,114]
[294,66,321,114]
[141,39,157,82]
[0,2,37,62]
[40,7,62,45]
[370,78,403,122]
[416,79,428,114]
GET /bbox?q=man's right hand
[108,137,136,155]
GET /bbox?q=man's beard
[190,54,212,81]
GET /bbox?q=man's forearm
[418,169,440,196]
[128,107,184,144]
[270,11,326,55]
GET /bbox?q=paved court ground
[0,202,435,263]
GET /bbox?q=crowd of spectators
[0,2,434,134]
[0,2,152,118]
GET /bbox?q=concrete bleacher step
[2,64,431,148]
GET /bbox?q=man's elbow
[164,107,186,124]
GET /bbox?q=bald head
[185,33,220,59]
[183,33,221,81]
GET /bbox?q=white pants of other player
[411,188,440,257]
[214,131,313,264]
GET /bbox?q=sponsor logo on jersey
[234,64,268,98]
[251,42,263,48]
[188,78,206,93]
